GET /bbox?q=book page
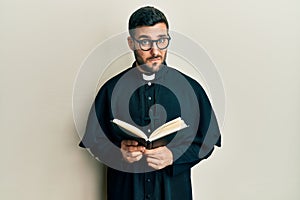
[148,117,188,142]
[111,119,148,140]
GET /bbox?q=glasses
[133,36,171,51]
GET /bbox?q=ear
[127,36,135,51]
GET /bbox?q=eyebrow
[137,34,168,39]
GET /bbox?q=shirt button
[147,129,151,133]
[146,178,151,182]
[146,194,151,199]
[148,82,152,86]
[148,96,152,100]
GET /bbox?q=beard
[134,50,167,73]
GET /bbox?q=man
[80,6,221,200]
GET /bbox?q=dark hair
[128,6,169,36]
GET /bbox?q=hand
[121,140,145,163]
[144,146,173,170]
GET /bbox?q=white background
[1,0,299,199]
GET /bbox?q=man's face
[128,23,169,73]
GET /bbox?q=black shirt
[80,64,221,200]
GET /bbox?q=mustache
[147,56,162,60]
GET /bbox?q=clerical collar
[131,62,168,81]
[142,73,155,81]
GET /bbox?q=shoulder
[99,67,132,92]
[94,67,133,104]
[166,66,206,94]
[166,66,213,110]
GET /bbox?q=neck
[135,61,167,74]
[135,62,154,75]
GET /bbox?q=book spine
[146,140,152,150]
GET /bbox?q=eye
[140,39,151,46]
[158,38,167,44]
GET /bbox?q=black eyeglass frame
[132,36,171,51]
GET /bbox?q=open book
[111,117,188,149]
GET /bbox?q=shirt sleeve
[78,85,124,167]
[167,77,222,176]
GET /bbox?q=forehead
[133,23,168,38]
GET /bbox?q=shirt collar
[132,62,168,81]
[142,73,155,81]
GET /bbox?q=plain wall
[1,0,299,199]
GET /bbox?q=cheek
[161,51,167,60]
[137,50,149,60]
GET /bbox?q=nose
[150,42,159,55]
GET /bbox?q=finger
[122,140,139,146]
[121,141,142,151]
[127,146,145,152]
[146,152,172,167]
[130,154,143,161]
[128,151,143,158]
[147,161,162,170]
[122,152,145,162]
[143,147,162,155]
[146,156,161,165]
[144,151,162,159]
[127,155,143,163]
[147,162,158,170]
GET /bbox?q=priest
[79,6,221,200]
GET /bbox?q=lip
[148,57,161,62]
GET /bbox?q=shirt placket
[143,82,155,137]
[144,82,155,199]
[144,173,154,200]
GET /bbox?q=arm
[166,80,222,176]
[146,78,222,176]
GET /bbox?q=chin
[152,66,161,72]
[148,62,162,72]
